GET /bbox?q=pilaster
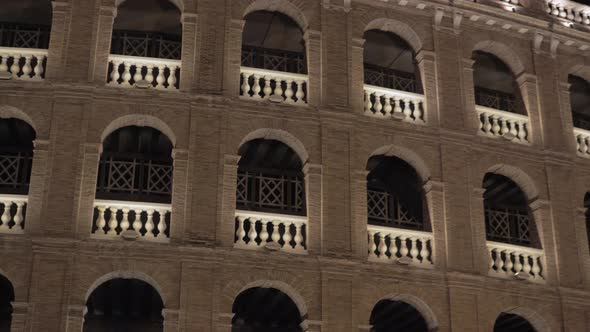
[516,73,543,149]
[75,143,101,238]
[163,308,180,332]
[222,19,245,97]
[461,58,478,133]
[46,2,71,80]
[470,187,488,275]
[170,148,189,242]
[424,180,447,270]
[416,50,440,126]
[530,199,558,285]
[558,81,577,155]
[304,163,323,255]
[24,139,50,235]
[350,38,365,113]
[351,170,368,259]
[10,302,31,332]
[574,207,590,289]
[180,13,198,92]
[304,29,321,107]
[217,154,240,247]
[64,305,86,332]
[90,6,117,84]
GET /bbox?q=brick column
[9,302,31,332]
[222,19,244,97]
[216,313,233,332]
[170,149,189,243]
[516,73,543,148]
[65,305,86,332]
[75,143,101,237]
[416,51,439,126]
[424,180,447,270]
[575,207,590,288]
[469,187,489,275]
[46,1,70,80]
[217,154,240,247]
[163,308,180,332]
[304,29,321,107]
[557,81,577,154]
[25,139,50,235]
[351,170,368,259]
[350,38,365,113]
[90,6,116,84]
[461,58,478,133]
[180,13,198,92]
[530,199,558,285]
[304,163,323,255]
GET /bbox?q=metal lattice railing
[241,46,307,74]
[485,206,532,246]
[474,86,518,113]
[367,190,423,230]
[0,22,51,49]
[0,152,33,195]
[363,64,419,93]
[236,171,306,215]
[111,30,182,60]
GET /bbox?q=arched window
[493,312,536,332]
[0,274,14,332]
[569,74,590,131]
[366,155,432,265]
[232,287,302,332]
[370,299,429,332]
[108,0,182,88]
[92,126,173,240]
[84,278,163,332]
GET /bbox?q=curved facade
[1,0,590,331]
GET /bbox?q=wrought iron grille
[0,22,51,49]
[236,170,306,215]
[111,30,182,60]
[573,112,590,131]
[474,86,518,113]
[367,189,423,230]
[241,46,307,74]
[96,154,173,203]
[363,64,419,93]
[485,207,532,246]
[0,152,33,195]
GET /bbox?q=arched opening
[0,274,14,332]
[569,74,590,131]
[473,51,525,115]
[363,30,422,94]
[93,126,173,239]
[84,278,164,332]
[584,192,590,252]
[493,312,536,332]
[370,299,429,332]
[0,0,52,49]
[232,287,303,332]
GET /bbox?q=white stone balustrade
[0,47,47,80]
[92,200,171,242]
[487,241,545,282]
[0,195,27,234]
[574,127,590,157]
[234,210,307,254]
[367,225,433,267]
[240,67,308,105]
[363,85,426,124]
[546,0,590,25]
[107,55,180,89]
[476,106,530,144]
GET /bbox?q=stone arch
[372,293,439,331]
[243,0,308,30]
[84,271,167,306]
[239,128,309,164]
[368,145,431,183]
[472,40,526,77]
[115,0,184,11]
[496,307,551,332]
[100,114,177,147]
[232,279,308,319]
[0,105,36,133]
[485,164,539,202]
[363,18,423,53]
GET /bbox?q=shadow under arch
[495,306,551,332]
[485,164,539,202]
[243,0,308,30]
[363,18,423,54]
[115,0,184,11]
[0,106,36,133]
[472,40,526,77]
[84,271,167,306]
[100,114,177,147]
[239,128,309,165]
[371,293,439,331]
[368,145,431,183]
[234,280,308,319]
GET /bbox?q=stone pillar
[216,313,233,332]
[350,38,365,113]
[351,170,368,259]
[516,73,543,148]
[217,154,240,247]
[304,29,321,107]
[304,163,323,255]
[170,149,189,243]
[75,143,101,237]
[469,187,489,275]
[574,207,590,288]
[24,139,50,235]
[180,13,198,92]
[460,58,478,133]
[424,180,447,270]
[90,6,116,84]
[530,199,558,285]
[558,81,577,154]
[46,1,70,80]
[9,302,31,332]
[416,50,439,126]
[222,19,244,97]
[163,308,180,332]
[65,305,86,332]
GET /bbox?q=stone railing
[546,0,590,25]
[240,67,308,105]
[107,54,180,89]
[574,127,590,157]
[363,85,426,124]
[487,241,545,282]
[367,224,433,267]
[0,47,47,80]
[234,210,307,254]
[92,199,171,242]
[0,194,27,234]
[476,105,530,144]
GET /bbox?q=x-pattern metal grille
[111,31,182,60]
[364,64,418,93]
[236,174,248,203]
[147,163,173,195]
[368,190,389,220]
[159,40,181,60]
[107,160,137,193]
[241,46,307,74]
[475,87,517,113]
[236,170,306,215]
[367,189,423,230]
[0,22,50,49]
[14,30,41,49]
[485,206,531,245]
[0,152,32,194]
[259,176,284,208]
[0,155,19,186]
[123,37,149,57]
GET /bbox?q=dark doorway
[0,275,14,332]
[232,287,303,332]
[370,299,429,332]
[493,312,536,332]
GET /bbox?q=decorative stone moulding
[363,85,426,124]
[107,54,181,90]
[92,199,171,242]
[234,210,308,254]
[546,0,590,26]
[574,127,590,157]
[487,241,545,282]
[0,47,47,80]
[367,224,434,268]
[0,194,27,234]
[476,105,530,144]
[240,67,308,105]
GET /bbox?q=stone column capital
[181,13,198,24]
[162,308,180,322]
[224,154,241,166]
[416,50,436,63]
[529,199,550,212]
[423,180,444,193]
[473,187,486,197]
[33,139,50,151]
[461,58,475,69]
[303,163,322,176]
[352,38,366,49]
[516,72,538,86]
[303,29,321,42]
[172,148,189,160]
[99,5,117,17]
[51,1,70,12]
[83,143,103,155]
[230,18,246,30]
[352,169,369,182]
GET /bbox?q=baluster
[409,237,419,263]
[133,64,143,84]
[489,248,495,271]
[271,220,281,245]
[259,220,269,245]
[247,219,258,246]
[252,74,262,98]
[235,216,246,245]
[568,8,575,20]
[157,210,167,238]
[402,98,412,121]
[584,14,590,25]
[283,222,293,249]
[122,62,132,86]
[0,201,12,231]
[552,4,559,16]
[110,61,121,85]
[145,209,155,237]
[120,208,130,232]
[382,95,392,117]
[399,236,409,258]
[578,135,586,154]
[273,77,284,100]
[494,248,504,273]
[34,56,45,80]
[295,80,305,104]
[132,209,143,233]
[419,239,430,263]
[293,222,303,250]
[509,120,518,140]
[13,202,24,231]
[373,93,383,116]
[241,72,251,96]
[21,56,32,80]
[156,65,166,89]
[167,65,178,89]
[387,236,397,260]
[107,208,118,235]
[483,113,492,134]
[514,253,523,274]
[575,9,583,22]
[145,64,154,86]
[531,255,541,279]
[95,206,107,234]
[584,137,590,156]
[522,254,532,277]
[0,55,8,74]
[263,76,272,98]
[284,79,294,103]
[503,250,514,275]
[393,97,402,117]
[500,118,510,136]
[517,121,527,142]
[378,233,388,259]
[10,54,20,76]
[560,7,567,18]
[368,230,377,258]
[491,116,501,136]
[413,101,424,123]
[364,90,372,115]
